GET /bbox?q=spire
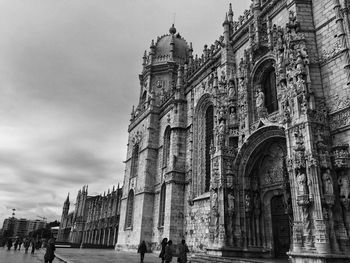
[117,182,120,190]
[223,12,229,26]
[228,3,234,22]
[112,185,115,192]
[65,193,70,204]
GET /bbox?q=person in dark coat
[159,238,168,263]
[137,240,147,263]
[177,239,189,263]
[164,240,173,263]
[14,238,18,250]
[23,238,30,253]
[7,239,12,250]
[44,238,55,263]
[30,239,36,254]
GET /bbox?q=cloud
[0,0,250,225]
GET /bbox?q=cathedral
[58,185,122,247]
[117,0,350,262]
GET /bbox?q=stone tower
[117,24,191,249]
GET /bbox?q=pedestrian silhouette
[137,240,147,263]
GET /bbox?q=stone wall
[185,196,211,252]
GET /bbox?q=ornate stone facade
[117,1,350,262]
[58,185,122,248]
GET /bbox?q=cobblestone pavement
[55,248,178,263]
[0,247,42,263]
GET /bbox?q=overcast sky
[0,0,250,225]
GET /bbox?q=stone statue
[256,88,265,109]
[296,171,308,195]
[338,172,350,201]
[322,169,333,195]
[245,193,251,213]
[227,192,235,213]
[228,82,236,100]
[217,119,226,146]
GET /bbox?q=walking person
[164,240,173,263]
[24,238,30,253]
[31,238,36,254]
[6,238,12,250]
[159,238,168,263]
[44,238,56,263]
[177,239,189,263]
[14,238,18,250]
[18,239,22,250]
[137,240,147,263]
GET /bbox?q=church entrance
[236,129,293,258]
[271,195,291,258]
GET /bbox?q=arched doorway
[235,126,293,258]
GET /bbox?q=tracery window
[205,105,214,192]
[263,67,278,113]
[130,144,139,178]
[125,190,134,229]
[163,126,171,167]
[193,95,214,196]
[158,183,166,227]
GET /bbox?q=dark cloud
[0,0,250,224]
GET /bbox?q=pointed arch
[130,144,139,178]
[193,94,214,196]
[158,183,166,227]
[125,190,134,229]
[163,126,171,168]
[251,56,278,117]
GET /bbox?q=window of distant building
[125,190,134,229]
[130,144,139,178]
[158,183,166,227]
[163,126,171,168]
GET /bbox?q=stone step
[190,254,288,263]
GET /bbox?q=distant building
[1,217,46,238]
[26,219,46,235]
[58,185,122,247]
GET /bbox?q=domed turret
[151,24,190,63]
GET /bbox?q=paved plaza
[55,248,178,263]
[0,247,43,263]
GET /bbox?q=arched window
[262,67,278,113]
[125,190,134,229]
[130,144,139,178]
[205,105,214,192]
[193,95,214,196]
[158,183,166,227]
[163,127,171,167]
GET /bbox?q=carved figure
[227,192,235,213]
[256,88,265,109]
[245,193,251,213]
[296,171,308,195]
[322,169,333,195]
[228,82,236,100]
[338,172,350,201]
[217,119,226,146]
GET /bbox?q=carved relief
[338,171,350,210]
